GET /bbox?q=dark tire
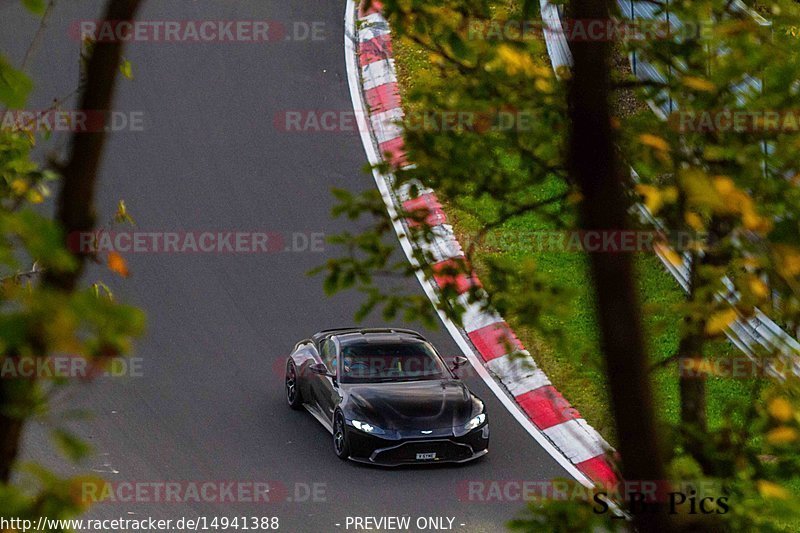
[333,411,350,460]
[285,360,303,410]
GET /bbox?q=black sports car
[285,328,489,466]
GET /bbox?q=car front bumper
[346,424,489,466]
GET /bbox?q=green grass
[440,176,758,445]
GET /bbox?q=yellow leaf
[27,190,43,204]
[749,276,769,300]
[705,309,737,335]
[743,257,762,269]
[684,211,704,231]
[766,426,797,445]
[679,168,725,211]
[10,179,28,195]
[534,77,552,93]
[114,199,135,225]
[494,45,547,77]
[107,252,129,278]
[767,398,794,422]
[742,206,773,234]
[757,480,790,499]
[654,243,683,266]
[712,176,735,195]
[662,186,678,203]
[774,245,800,278]
[639,133,670,152]
[682,76,716,92]
[636,184,663,214]
[428,51,447,66]
[119,58,133,80]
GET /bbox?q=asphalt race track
[2,1,573,531]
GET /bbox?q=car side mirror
[450,356,469,371]
[309,362,330,375]
[309,363,337,384]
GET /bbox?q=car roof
[311,327,427,346]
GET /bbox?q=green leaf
[22,0,46,15]
[119,58,134,80]
[322,272,338,296]
[53,429,91,462]
[0,55,33,108]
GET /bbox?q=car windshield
[339,340,448,383]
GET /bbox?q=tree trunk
[566,0,670,530]
[0,383,25,482]
[678,252,708,457]
[0,0,144,483]
[45,0,143,291]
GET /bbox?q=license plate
[416,452,436,460]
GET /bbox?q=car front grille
[371,439,474,464]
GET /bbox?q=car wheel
[333,411,350,460]
[285,360,302,410]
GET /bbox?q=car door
[313,338,341,422]
[297,343,320,402]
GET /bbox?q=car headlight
[352,420,385,435]
[463,413,486,432]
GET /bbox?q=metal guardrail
[538,0,800,378]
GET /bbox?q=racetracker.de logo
[70,20,327,43]
[79,480,327,504]
[0,355,143,380]
[68,231,325,254]
[1,110,145,133]
[273,110,540,133]
[456,479,728,507]
[679,356,800,379]
[671,110,800,133]
[464,18,746,42]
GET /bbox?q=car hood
[343,379,479,431]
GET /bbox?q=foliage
[319,0,800,529]
[0,0,144,526]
